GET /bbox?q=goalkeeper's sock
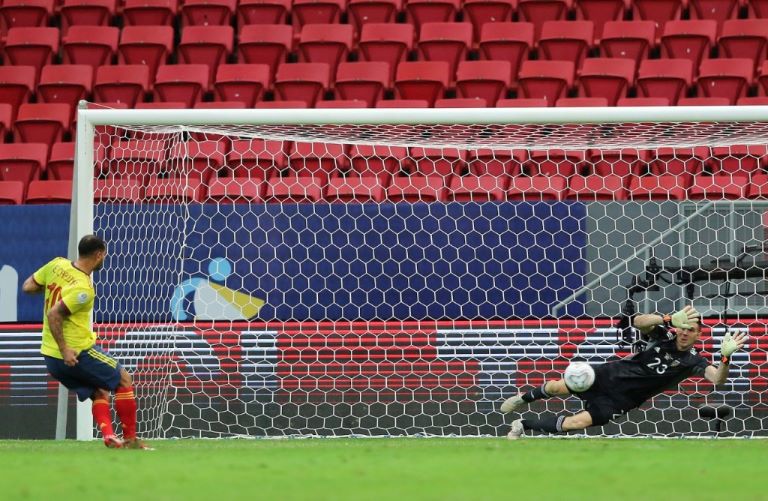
[521,383,551,403]
[522,414,566,433]
[114,386,137,439]
[92,398,115,437]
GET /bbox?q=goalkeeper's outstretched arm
[633,305,701,334]
[704,331,749,385]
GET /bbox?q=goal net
[74,107,768,438]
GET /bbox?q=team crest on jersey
[654,347,661,353]
[77,292,88,304]
[664,353,672,361]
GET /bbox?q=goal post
[68,104,768,439]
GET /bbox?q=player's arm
[703,331,749,385]
[47,301,78,367]
[633,305,700,334]
[21,274,44,294]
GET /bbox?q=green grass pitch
[1,438,765,500]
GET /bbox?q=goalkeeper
[501,305,748,439]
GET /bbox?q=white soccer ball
[564,362,595,393]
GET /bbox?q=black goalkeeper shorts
[574,368,635,426]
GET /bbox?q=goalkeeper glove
[720,332,741,364]
[670,306,700,329]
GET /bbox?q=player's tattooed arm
[22,275,43,294]
[47,302,78,367]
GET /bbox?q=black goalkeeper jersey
[594,326,710,408]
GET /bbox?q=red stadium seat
[588,148,647,177]
[316,99,369,108]
[0,181,24,205]
[404,0,461,31]
[265,175,324,203]
[237,0,291,27]
[617,97,670,106]
[649,147,708,179]
[577,57,635,106]
[180,0,235,27]
[386,175,446,202]
[238,24,293,79]
[349,145,408,177]
[688,174,747,200]
[599,20,656,65]
[688,0,739,29]
[93,65,151,107]
[467,149,524,176]
[154,64,210,107]
[636,58,693,105]
[108,138,170,179]
[760,61,768,96]
[706,145,768,175]
[661,20,718,71]
[227,139,286,179]
[749,0,768,18]
[565,174,627,200]
[695,58,754,105]
[206,176,263,204]
[538,20,594,69]
[376,99,430,108]
[255,100,308,108]
[60,0,116,33]
[746,174,768,199]
[273,62,330,107]
[517,0,569,41]
[0,66,36,121]
[4,27,60,78]
[47,142,76,180]
[348,0,402,35]
[417,22,473,75]
[169,140,226,182]
[359,23,415,82]
[288,142,348,182]
[524,149,584,176]
[409,147,467,176]
[455,60,511,105]
[632,0,683,40]
[394,61,450,106]
[496,97,549,107]
[144,177,204,203]
[507,175,566,200]
[298,23,355,74]
[14,103,71,144]
[177,25,234,77]
[214,64,271,107]
[61,25,118,67]
[0,104,11,142]
[94,178,144,203]
[448,174,508,201]
[627,174,687,200]
[462,0,516,43]
[325,175,388,203]
[737,96,768,105]
[718,19,768,70]
[435,97,488,107]
[478,22,534,88]
[195,101,247,108]
[335,61,390,107]
[119,26,174,77]
[0,0,54,31]
[37,65,94,109]
[677,96,730,105]
[0,143,47,191]
[135,101,186,109]
[517,60,575,104]
[292,0,345,30]
[556,97,608,106]
[25,180,72,204]
[122,0,177,26]
[575,0,625,41]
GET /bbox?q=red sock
[92,399,115,438]
[114,386,137,439]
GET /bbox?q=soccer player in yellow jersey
[22,235,149,449]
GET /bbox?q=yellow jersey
[33,257,97,359]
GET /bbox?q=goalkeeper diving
[501,305,748,438]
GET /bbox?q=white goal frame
[66,104,768,440]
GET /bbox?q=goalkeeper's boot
[506,419,525,440]
[123,438,154,451]
[103,434,124,449]
[500,393,526,414]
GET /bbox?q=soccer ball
[564,362,595,393]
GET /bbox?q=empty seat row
[5,171,768,205]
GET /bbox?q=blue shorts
[44,346,123,402]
